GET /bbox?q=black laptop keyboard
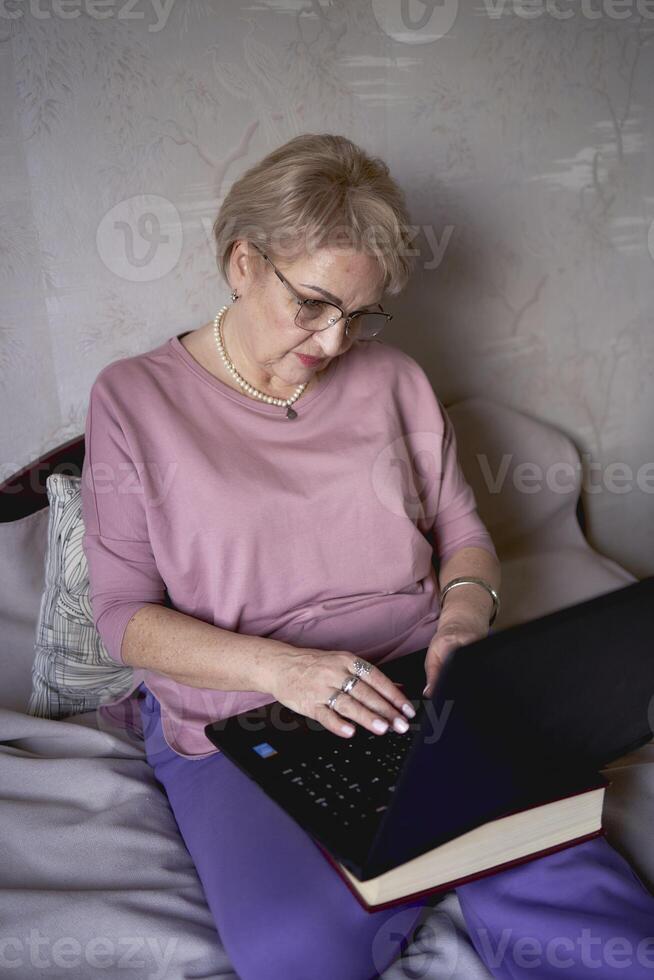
[279,728,414,827]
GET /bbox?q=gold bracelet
[439,576,500,627]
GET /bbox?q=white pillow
[0,507,49,712]
[27,474,135,719]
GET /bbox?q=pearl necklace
[213,305,308,420]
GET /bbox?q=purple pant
[136,684,654,980]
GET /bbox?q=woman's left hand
[423,615,490,698]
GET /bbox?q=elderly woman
[81,134,654,980]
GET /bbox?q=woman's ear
[229,239,263,298]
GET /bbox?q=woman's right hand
[268,646,417,739]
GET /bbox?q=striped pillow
[27,473,135,719]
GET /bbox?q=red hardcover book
[310,777,608,912]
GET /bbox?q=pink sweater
[81,332,498,758]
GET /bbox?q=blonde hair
[212,133,416,297]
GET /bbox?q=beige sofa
[447,396,637,628]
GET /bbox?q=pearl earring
[231,289,239,302]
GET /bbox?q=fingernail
[402,702,416,718]
[341,724,354,736]
[393,716,409,733]
[372,719,389,733]
[423,685,432,698]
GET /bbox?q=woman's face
[225,241,386,394]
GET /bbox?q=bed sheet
[0,704,500,980]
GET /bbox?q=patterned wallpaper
[1,0,653,575]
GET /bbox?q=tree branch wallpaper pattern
[2,0,653,575]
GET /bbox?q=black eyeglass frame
[250,242,393,340]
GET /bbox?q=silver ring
[327,675,360,713]
[326,691,341,711]
[341,675,359,695]
[328,665,369,712]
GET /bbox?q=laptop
[205,576,654,880]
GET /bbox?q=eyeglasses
[250,242,392,341]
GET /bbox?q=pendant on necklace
[286,406,298,419]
